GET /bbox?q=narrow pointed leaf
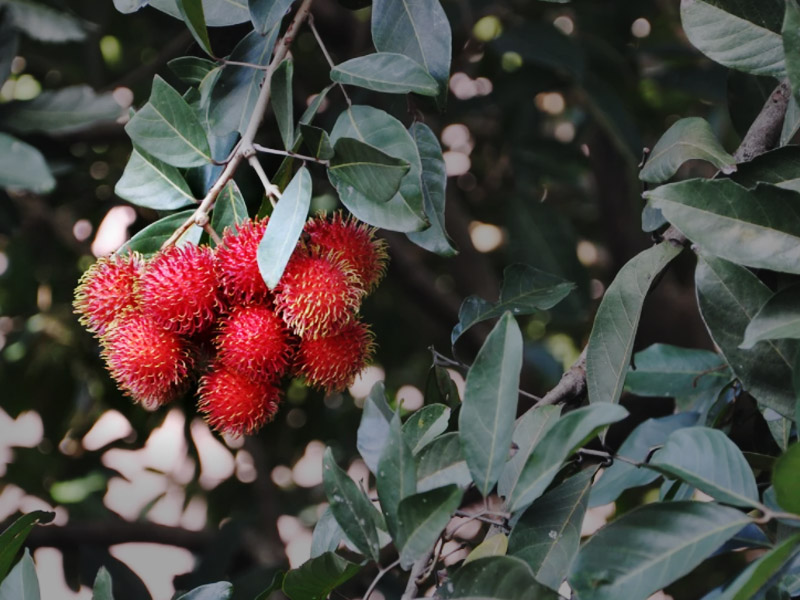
[356,382,393,473]
[272,58,294,150]
[459,312,523,497]
[742,285,800,348]
[624,343,730,398]
[397,485,463,569]
[568,502,753,600]
[115,148,196,210]
[773,442,800,514]
[257,166,311,289]
[330,137,411,203]
[640,117,735,183]
[210,181,248,242]
[376,413,417,539]
[248,0,293,34]
[402,404,450,455]
[0,548,39,600]
[92,567,114,600]
[331,53,439,96]
[177,0,213,56]
[586,242,682,404]
[282,553,360,600]
[440,556,558,600]
[0,511,53,582]
[175,582,232,600]
[117,209,202,256]
[299,124,334,160]
[415,432,472,492]
[0,132,54,194]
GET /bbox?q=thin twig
[202,222,222,246]
[248,154,282,207]
[402,546,434,600]
[364,558,401,600]
[307,14,352,107]
[253,143,330,165]
[220,59,270,70]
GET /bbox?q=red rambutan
[294,319,375,392]
[274,251,364,338]
[197,363,281,436]
[215,304,294,382]
[305,213,388,293]
[216,218,270,303]
[139,244,220,334]
[74,252,143,335]
[101,312,194,407]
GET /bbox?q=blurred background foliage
[0,0,765,597]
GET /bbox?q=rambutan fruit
[101,312,194,407]
[216,218,270,303]
[214,304,293,382]
[305,213,388,293]
[139,243,220,335]
[294,319,375,392]
[274,251,364,338]
[197,363,281,436]
[73,252,143,335]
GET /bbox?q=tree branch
[24,520,211,551]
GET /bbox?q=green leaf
[376,412,416,539]
[331,53,439,96]
[406,122,457,256]
[330,137,411,203]
[208,27,280,136]
[0,11,18,87]
[640,117,736,184]
[174,582,233,600]
[0,511,54,582]
[282,552,360,600]
[497,405,562,501]
[91,567,113,600]
[415,432,472,492]
[452,264,575,346]
[248,0,293,34]
[371,0,451,99]
[115,148,196,210]
[271,58,295,150]
[117,209,202,256]
[588,413,699,508]
[649,427,759,507]
[774,442,800,514]
[0,549,39,600]
[464,534,508,565]
[4,0,85,42]
[329,105,426,231]
[0,132,55,193]
[785,0,800,116]
[257,166,311,289]
[356,382,393,473]
[322,448,380,562]
[730,146,800,192]
[210,180,248,241]
[507,403,629,514]
[647,180,800,275]
[125,76,211,167]
[624,343,730,398]
[695,255,798,418]
[396,485,463,569]
[310,507,346,558]
[586,242,683,404]
[440,556,558,600]
[299,124,334,160]
[568,501,753,600]
[168,56,216,84]
[0,86,126,135]
[254,572,284,600]
[680,0,786,77]
[402,404,450,455]
[177,0,213,56]
[508,469,595,591]
[148,0,250,26]
[742,285,800,348]
[459,312,523,497]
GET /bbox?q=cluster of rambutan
[73,213,386,436]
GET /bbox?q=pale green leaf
[742,285,800,348]
[376,413,416,539]
[331,53,439,96]
[463,534,508,565]
[91,567,113,600]
[115,148,196,210]
[773,442,800,514]
[415,432,472,492]
[248,0,293,34]
[0,549,39,600]
[174,582,232,600]
[329,137,410,203]
[0,132,55,193]
[147,0,250,26]
[402,404,450,455]
[356,382,393,473]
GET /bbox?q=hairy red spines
[139,244,220,335]
[216,218,270,303]
[73,252,143,335]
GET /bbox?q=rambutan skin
[214,304,294,382]
[294,319,375,392]
[216,218,270,303]
[197,363,281,436]
[274,251,364,338]
[139,244,220,335]
[305,213,388,293]
[74,252,143,335]
[101,312,194,407]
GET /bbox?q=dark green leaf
[406,122,457,256]
[640,117,735,183]
[0,549,39,600]
[459,312,523,497]
[174,582,232,600]
[310,507,346,558]
[0,11,18,87]
[330,137,410,203]
[208,27,279,136]
[271,58,294,150]
[681,0,786,77]
[210,181,248,242]
[742,285,800,348]
[248,0,293,34]
[402,404,450,455]
[257,166,311,289]
[125,76,211,167]
[376,413,416,539]
[415,432,472,492]
[0,511,54,582]
[588,413,698,508]
[0,132,55,194]
[168,56,216,84]
[730,146,800,192]
[783,96,800,145]
[322,448,380,562]
[786,1,800,115]
[4,0,85,42]
[586,242,682,404]
[396,485,463,569]
[117,209,202,256]
[356,382,393,473]
[282,552,360,600]
[299,124,334,160]
[331,53,439,96]
[624,343,730,398]
[115,148,196,210]
[254,571,284,600]
[92,567,113,600]
[507,403,628,514]
[695,254,798,418]
[508,469,595,590]
[452,264,575,346]
[568,502,753,600]
[177,0,213,56]
[148,0,250,26]
[774,442,800,514]
[440,556,558,600]
[424,365,461,407]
